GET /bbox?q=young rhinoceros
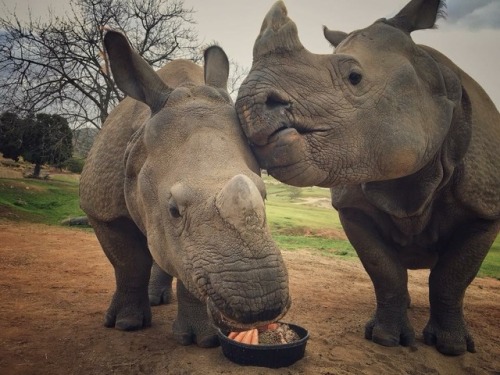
[80,30,290,347]
[235,0,500,356]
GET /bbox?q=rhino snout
[207,293,291,332]
[208,173,291,330]
[238,89,292,147]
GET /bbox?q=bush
[288,186,302,199]
[63,157,85,174]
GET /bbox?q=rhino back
[420,45,500,219]
[80,60,204,222]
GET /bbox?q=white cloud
[445,0,500,29]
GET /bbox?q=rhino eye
[348,72,362,85]
[168,201,181,219]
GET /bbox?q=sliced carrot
[267,323,279,330]
[230,328,261,344]
[233,330,247,342]
[240,329,254,345]
[258,322,279,333]
[250,328,259,345]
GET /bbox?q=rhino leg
[172,280,218,348]
[88,216,152,331]
[424,220,499,355]
[339,209,415,347]
[148,261,174,306]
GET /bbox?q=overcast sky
[2,0,500,107]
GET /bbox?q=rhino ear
[323,26,348,48]
[389,0,445,33]
[204,45,229,91]
[104,30,171,112]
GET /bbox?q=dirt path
[0,222,499,375]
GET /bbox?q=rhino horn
[253,1,304,60]
[215,174,265,229]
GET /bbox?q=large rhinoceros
[236,0,500,356]
[80,30,290,347]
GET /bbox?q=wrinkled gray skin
[236,0,500,356]
[80,30,290,348]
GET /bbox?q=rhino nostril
[265,92,290,111]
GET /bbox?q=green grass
[480,236,500,279]
[263,175,343,233]
[0,176,85,224]
[273,235,357,258]
[262,176,500,279]
[0,174,498,279]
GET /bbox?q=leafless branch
[0,0,200,130]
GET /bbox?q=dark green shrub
[63,157,85,174]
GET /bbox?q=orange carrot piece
[240,329,254,344]
[267,323,279,330]
[250,328,259,345]
[234,330,247,342]
[228,331,238,339]
[258,323,277,333]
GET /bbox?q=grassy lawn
[0,174,498,279]
[263,175,499,279]
[481,236,500,279]
[0,175,85,224]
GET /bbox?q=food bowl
[217,323,309,368]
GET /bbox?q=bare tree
[0,0,200,130]
[227,58,249,100]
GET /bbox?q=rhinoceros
[235,0,500,355]
[79,30,290,347]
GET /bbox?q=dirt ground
[0,221,499,375]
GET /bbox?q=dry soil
[0,221,499,375]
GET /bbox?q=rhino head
[103,31,290,333]
[236,0,468,194]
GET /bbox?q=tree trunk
[33,163,41,178]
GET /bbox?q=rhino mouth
[266,118,326,139]
[206,296,291,332]
[268,124,300,142]
[250,123,318,173]
[248,124,331,187]
[249,120,318,147]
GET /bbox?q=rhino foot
[148,262,174,306]
[423,318,475,356]
[149,288,173,306]
[104,291,152,331]
[148,278,173,306]
[173,280,219,348]
[172,319,218,348]
[365,315,415,348]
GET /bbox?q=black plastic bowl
[217,323,309,368]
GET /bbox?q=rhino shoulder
[457,78,500,219]
[418,45,500,219]
[80,98,149,221]
[455,129,500,219]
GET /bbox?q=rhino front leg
[89,216,152,331]
[172,280,218,348]
[424,219,499,355]
[339,209,415,347]
[148,261,174,306]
